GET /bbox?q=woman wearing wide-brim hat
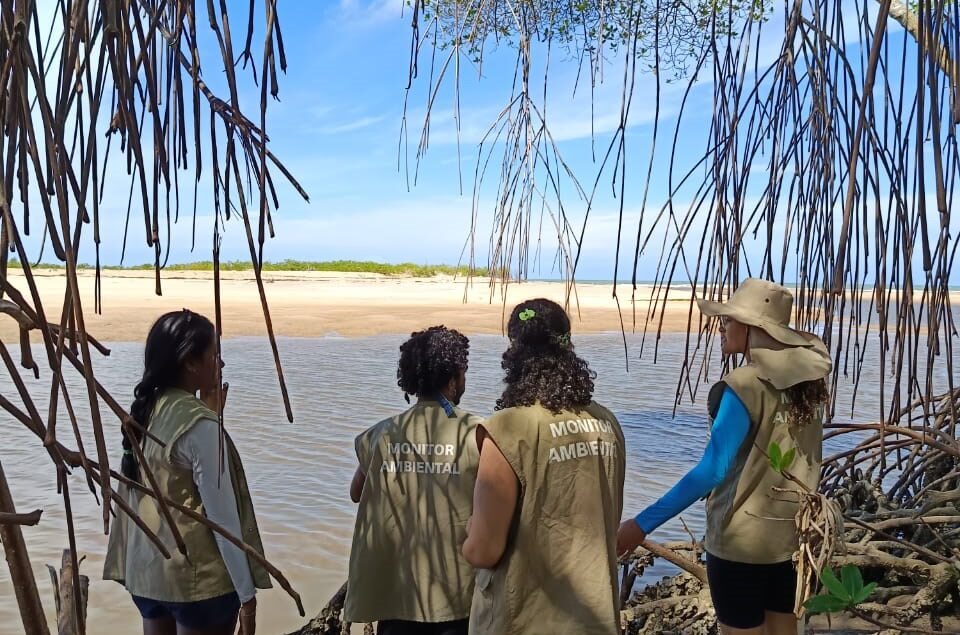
[617,278,832,635]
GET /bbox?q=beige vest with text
[345,401,481,623]
[469,402,626,635]
[705,365,823,564]
[103,389,272,601]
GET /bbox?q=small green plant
[803,565,877,614]
[767,441,796,473]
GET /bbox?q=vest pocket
[475,568,494,593]
[471,568,496,633]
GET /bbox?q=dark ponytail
[122,309,215,482]
[497,298,595,413]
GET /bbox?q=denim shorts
[132,592,240,629]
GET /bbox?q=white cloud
[310,115,388,135]
[338,0,408,26]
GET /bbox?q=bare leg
[763,611,799,635]
[143,615,177,635]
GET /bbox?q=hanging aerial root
[795,491,846,615]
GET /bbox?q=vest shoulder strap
[721,365,770,425]
[152,391,219,462]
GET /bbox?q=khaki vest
[705,365,824,564]
[345,401,481,623]
[470,403,625,635]
[103,389,272,601]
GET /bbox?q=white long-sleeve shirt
[171,418,256,603]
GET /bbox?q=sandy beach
[5,269,956,344]
[2,269,698,342]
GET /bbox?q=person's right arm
[350,428,375,503]
[349,467,366,503]
[462,426,519,569]
[617,387,750,556]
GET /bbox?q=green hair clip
[556,332,571,347]
[518,308,536,321]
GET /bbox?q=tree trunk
[888,0,960,122]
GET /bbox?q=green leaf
[841,564,864,597]
[854,581,878,604]
[781,447,796,471]
[820,567,851,602]
[803,594,850,614]
[768,441,783,469]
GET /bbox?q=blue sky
[20,0,958,284]
[21,0,720,281]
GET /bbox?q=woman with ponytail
[104,309,271,635]
[463,299,626,635]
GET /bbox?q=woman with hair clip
[463,299,626,635]
[104,309,271,635]
[617,278,832,635]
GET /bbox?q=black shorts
[377,619,469,635]
[131,592,240,629]
[706,553,797,629]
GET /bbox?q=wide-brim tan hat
[698,278,832,388]
[696,278,811,347]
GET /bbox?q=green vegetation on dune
[8,259,494,277]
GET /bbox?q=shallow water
[1,332,956,634]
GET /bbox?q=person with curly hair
[617,279,832,635]
[463,299,626,635]
[345,326,481,635]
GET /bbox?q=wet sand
[3,269,698,342]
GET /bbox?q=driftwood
[286,582,375,635]
[0,460,50,635]
[46,550,89,635]
[0,509,42,526]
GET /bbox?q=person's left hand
[238,596,256,635]
[616,519,647,558]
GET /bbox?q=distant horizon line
[8,258,958,290]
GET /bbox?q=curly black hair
[786,378,829,426]
[496,298,596,413]
[397,326,470,399]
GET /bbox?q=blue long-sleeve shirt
[634,387,750,534]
